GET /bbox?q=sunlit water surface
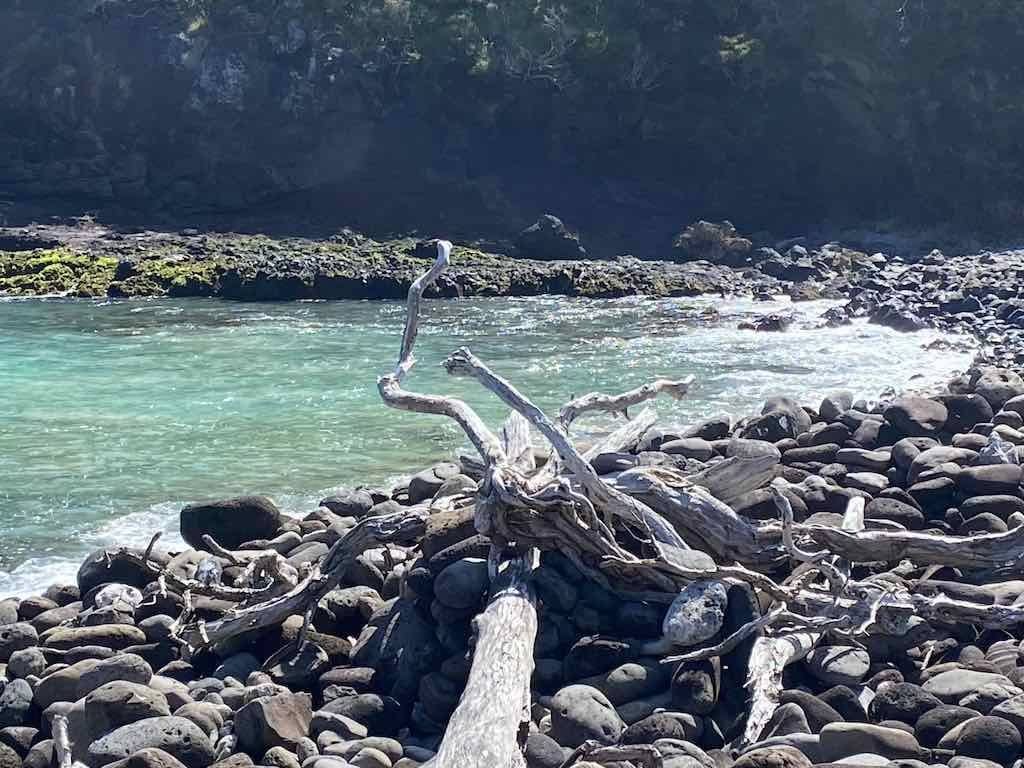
[0,295,975,596]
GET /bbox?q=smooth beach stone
[778,690,844,732]
[671,659,720,715]
[884,398,948,437]
[548,684,625,748]
[923,669,1016,703]
[974,369,1024,410]
[0,680,33,728]
[959,682,1023,713]
[915,705,980,748]
[6,648,45,680]
[180,495,283,550]
[84,680,172,737]
[432,558,488,610]
[958,465,1023,497]
[763,703,811,738]
[805,647,870,687]
[0,624,37,663]
[622,712,701,745]
[577,660,670,705]
[105,748,190,768]
[817,722,923,761]
[734,746,812,768]
[940,394,995,434]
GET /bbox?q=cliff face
[3,0,1024,247]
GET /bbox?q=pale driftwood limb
[443,346,691,557]
[687,452,779,506]
[424,554,538,768]
[614,466,782,566]
[53,714,73,768]
[559,375,694,428]
[174,506,429,649]
[801,523,1024,570]
[501,412,536,472]
[742,631,819,747]
[377,240,506,467]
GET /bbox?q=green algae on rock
[0,249,118,297]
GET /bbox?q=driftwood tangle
[125,238,1024,765]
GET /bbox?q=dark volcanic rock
[885,397,949,437]
[515,215,586,260]
[955,715,1022,764]
[179,496,282,550]
[88,717,215,768]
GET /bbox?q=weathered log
[424,554,538,768]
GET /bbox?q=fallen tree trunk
[424,553,538,768]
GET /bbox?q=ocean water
[0,294,975,597]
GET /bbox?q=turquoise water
[0,295,974,596]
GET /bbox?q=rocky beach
[1,235,1024,768]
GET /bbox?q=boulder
[235,693,313,754]
[43,624,146,651]
[84,681,172,739]
[914,705,980,748]
[732,746,812,768]
[672,220,751,265]
[884,398,948,437]
[319,489,374,518]
[105,748,190,768]
[515,214,586,260]
[87,716,215,768]
[955,715,1022,764]
[817,722,923,761]
[433,558,489,611]
[0,680,33,728]
[923,669,1016,703]
[179,496,282,550]
[0,624,37,662]
[868,683,941,724]
[958,465,1022,497]
[974,369,1024,410]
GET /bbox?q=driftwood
[89,238,1024,766]
[424,554,538,768]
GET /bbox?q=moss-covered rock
[0,249,118,297]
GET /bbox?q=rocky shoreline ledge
[2,220,1023,367]
[4,242,1024,768]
